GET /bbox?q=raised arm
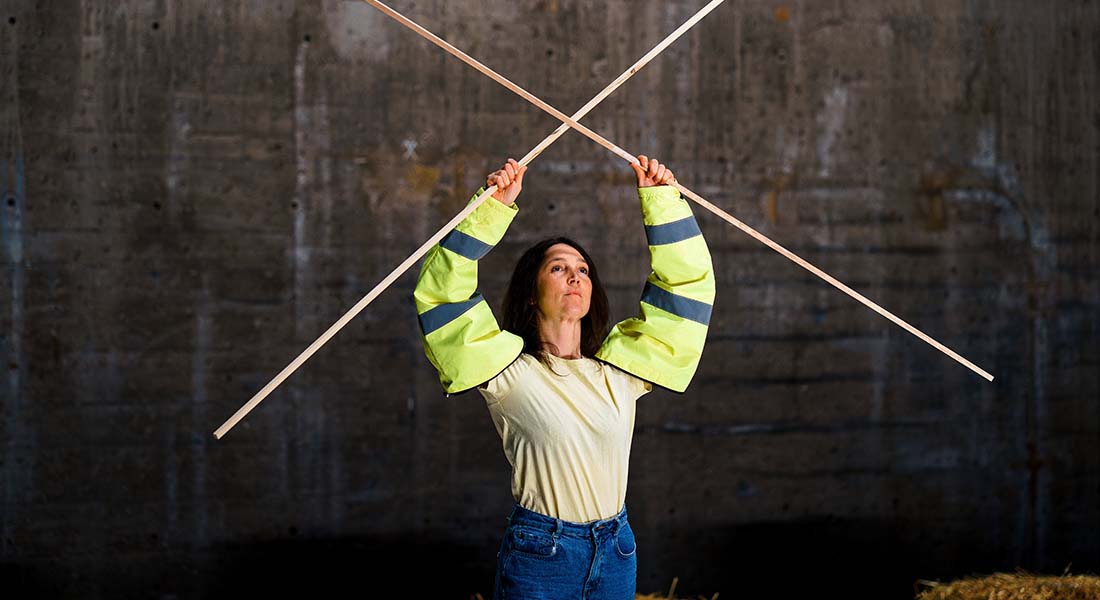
[413,161,527,396]
[595,157,715,393]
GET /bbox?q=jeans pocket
[508,524,559,559]
[614,522,637,558]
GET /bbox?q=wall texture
[1,0,1097,598]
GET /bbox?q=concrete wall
[1,0,1096,597]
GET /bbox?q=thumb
[515,164,527,186]
[629,161,645,183]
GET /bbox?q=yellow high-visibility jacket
[412,184,715,396]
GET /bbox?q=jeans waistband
[506,502,628,539]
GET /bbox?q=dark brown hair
[501,237,610,376]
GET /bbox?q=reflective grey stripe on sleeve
[440,228,494,261]
[640,280,712,326]
[418,292,485,336]
[644,216,701,246]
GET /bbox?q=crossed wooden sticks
[214,0,991,440]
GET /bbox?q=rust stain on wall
[406,164,441,195]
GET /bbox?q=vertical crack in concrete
[1,15,26,558]
[290,37,310,509]
[291,34,338,530]
[189,272,211,548]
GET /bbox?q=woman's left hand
[630,154,676,188]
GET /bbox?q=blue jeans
[492,502,637,600]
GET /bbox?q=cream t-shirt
[478,352,654,523]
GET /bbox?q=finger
[656,165,667,182]
[629,162,645,182]
[515,165,527,184]
[638,155,649,170]
[648,159,660,178]
[505,163,516,179]
[664,169,676,183]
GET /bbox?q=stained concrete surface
[0,1,1097,598]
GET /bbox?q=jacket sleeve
[413,187,525,396]
[594,184,715,393]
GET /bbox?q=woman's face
[534,243,592,322]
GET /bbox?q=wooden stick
[363,0,727,165]
[212,0,726,439]
[677,188,995,381]
[213,190,488,440]
[364,0,995,383]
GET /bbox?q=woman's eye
[550,264,587,274]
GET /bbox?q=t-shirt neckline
[544,352,600,373]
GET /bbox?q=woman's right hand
[487,158,527,206]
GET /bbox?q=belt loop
[552,515,561,541]
[507,503,517,524]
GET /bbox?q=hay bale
[915,568,1100,600]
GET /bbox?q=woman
[412,155,715,600]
